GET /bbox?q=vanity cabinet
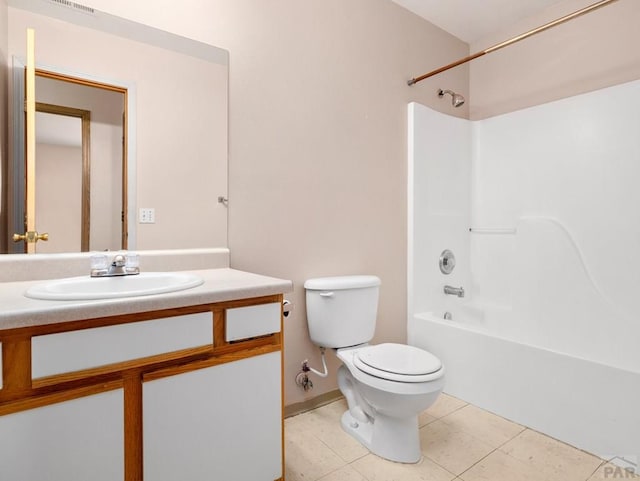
[0,294,285,481]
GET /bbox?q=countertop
[0,268,293,331]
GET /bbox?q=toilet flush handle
[319,291,334,298]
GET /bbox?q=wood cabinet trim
[1,337,31,392]
[213,308,225,348]
[142,344,281,383]
[0,305,217,339]
[280,304,286,480]
[0,379,123,416]
[32,345,214,391]
[124,373,143,481]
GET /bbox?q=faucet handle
[90,254,109,277]
[125,252,139,268]
[90,254,108,269]
[125,252,140,275]
[112,254,127,267]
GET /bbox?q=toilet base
[340,410,422,464]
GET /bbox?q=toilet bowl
[304,275,445,464]
[336,343,444,463]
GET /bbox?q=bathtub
[408,305,640,470]
[407,99,640,471]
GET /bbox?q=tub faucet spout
[444,285,465,298]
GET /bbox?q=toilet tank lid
[304,275,381,290]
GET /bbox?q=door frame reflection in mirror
[10,59,137,254]
[35,101,91,252]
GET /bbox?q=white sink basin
[25,272,204,301]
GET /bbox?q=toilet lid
[354,343,442,383]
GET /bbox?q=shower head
[438,89,465,108]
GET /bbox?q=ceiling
[390,0,566,43]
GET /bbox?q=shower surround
[407,80,640,469]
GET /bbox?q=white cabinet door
[144,351,282,481]
[0,389,124,481]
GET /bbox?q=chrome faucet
[444,285,465,298]
[91,253,140,277]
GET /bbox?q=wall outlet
[139,208,155,224]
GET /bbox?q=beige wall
[221,1,469,405]
[80,0,469,405]
[469,0,640,119]
[35,143,82,253]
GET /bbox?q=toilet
[304,275,444,463]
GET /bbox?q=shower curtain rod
[407,0,619,86]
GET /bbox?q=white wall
[473,79,640,316]
[471,79,640,371]
[408,102,471,315]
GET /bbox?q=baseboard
[284,389,343,418]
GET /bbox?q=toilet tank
[304,275,380,348]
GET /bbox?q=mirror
[3,0,228,254]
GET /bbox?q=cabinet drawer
[225,302,281,342]
[0,342,2,389]
[32,312,213,378]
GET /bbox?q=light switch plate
[139,208,155,224]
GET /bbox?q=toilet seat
[353,343,442,383]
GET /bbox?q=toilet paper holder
[283,299,293,317]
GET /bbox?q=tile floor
[285,394,638,481]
